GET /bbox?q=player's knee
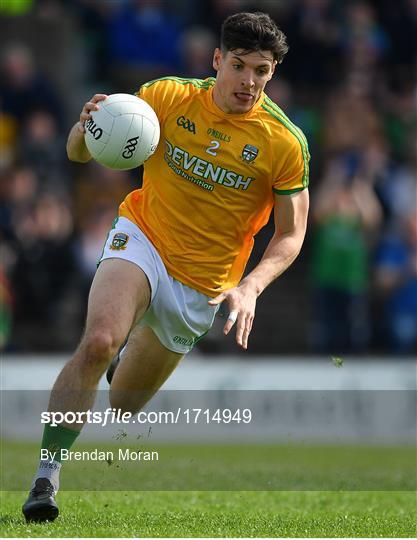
[81,330,123,370]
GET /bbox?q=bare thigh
[109,325,183,413]
[83,258,151,351]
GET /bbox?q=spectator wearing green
[310,154,382,353]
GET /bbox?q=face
[212,48,276,114]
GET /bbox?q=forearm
[208,229,306,350]
[240,231,304,296]
[208,182,309,350]
[67,94,108,163]
[66,122,91,163]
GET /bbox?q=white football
[84,93,160,170]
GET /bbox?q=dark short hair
[221,12,289,64]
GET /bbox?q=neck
[212,84,229,113]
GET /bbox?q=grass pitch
[1,490,416,537]
[1,440,415,537]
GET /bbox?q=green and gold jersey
[119,77,310,296]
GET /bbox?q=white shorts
[99,217,218,354]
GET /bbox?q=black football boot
[22,477,59,522]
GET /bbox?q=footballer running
[22,11,309,522]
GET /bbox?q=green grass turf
[2,440,415,491]
[1,440,416,536]
[1,490,416,537]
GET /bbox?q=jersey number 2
[206,140,220,156]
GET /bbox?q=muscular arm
[209,189,309,349]
[66,93,108,163]
[242,189,309,295]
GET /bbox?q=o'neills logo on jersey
[164,139,254,191]
[207,127,231,142]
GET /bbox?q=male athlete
[23,12,309,522]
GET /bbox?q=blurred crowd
[0,0,416,355]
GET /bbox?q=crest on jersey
[110,232,129,250]
[242,144,259,162]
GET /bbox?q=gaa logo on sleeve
[109,232,129,251]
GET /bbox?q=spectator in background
[181,26,216,78]
[374,212,417,354]
[107,0,183,91]
[0,264,13,350]
[0,43,62,128]
[310,153,382,353]
[19,110,69,193]
[341,1,389,86]
[0,166,17,351]
[377,0,417,84]
[371,140,416,226]
[0,102,18,169]
[198,0,250,33]
[9,192,80,350]
[0,165,38,238]
[283,0,341,90]
[72,0,115,85]
[382,81,417,163]
[323,73,383,154]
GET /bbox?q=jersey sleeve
[135,78,191,124]
[272,132,310,195]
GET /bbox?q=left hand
[208,283,257,350]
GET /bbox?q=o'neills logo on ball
[85,118,103,140]
[122,136,139,159]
